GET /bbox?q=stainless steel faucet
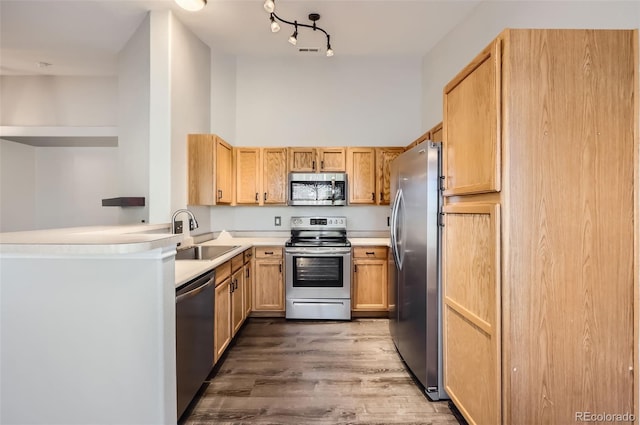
[171,209,199,234]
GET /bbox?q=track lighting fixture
[288,22,298,46]
[264,1,334,57]
[174,0,206,12]
[270,15,281,33]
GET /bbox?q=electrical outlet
[174,220,183,234]
[274,216,281,226]
[387,216,390,227]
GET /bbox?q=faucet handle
[189,218,198,231]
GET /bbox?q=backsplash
[209,205,391,233]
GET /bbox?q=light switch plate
[274,216,281,226]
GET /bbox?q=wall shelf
[102,197,145,207]
[0,126,118,147]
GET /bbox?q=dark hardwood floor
[180,318,458,425]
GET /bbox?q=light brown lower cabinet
[243,256,253,317]
[230,267,244,336]
[352,246,388,313]
[442,203,500,425]
[252,247,285,313]
[213,261,232,364]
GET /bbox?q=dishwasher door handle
[176,274,215,303]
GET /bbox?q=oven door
[285,247,351,299]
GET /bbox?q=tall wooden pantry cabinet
[441,29,638,425]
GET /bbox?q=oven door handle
[285,249,351,256]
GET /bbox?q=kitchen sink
[175,245,240,261]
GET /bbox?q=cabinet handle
[218,189,223,199]
[255,192,258,202]
[235,279,238,290]
[264,192,267,201]
[372,192,375,201]
[229,280,234,293]
[246,268,249,278]
[380,192,383,201]
[312,160,316,170]
[366,251,375,255]
[321,160,324,169]
[279,264,282,273]
[265,251,274,255]
[354,264,358,272]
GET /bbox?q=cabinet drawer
[353,246,387,259]
[215,261,231,286]
[231,253,244,272]
[255,247,282,258]
[244,248,253,263]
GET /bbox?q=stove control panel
[291,216,346,229]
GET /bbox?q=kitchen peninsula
[0,224,182,424]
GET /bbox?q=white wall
[0,140,36,231]
[170,13,211,232]
[235,56,422,147]
[205,56,421,234]
[0,76,117,126]
[34,147,119,229]
[210,50,236,143]
[118,14,151,225]
[421,0,640,128]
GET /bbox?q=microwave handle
[331,178,336,204]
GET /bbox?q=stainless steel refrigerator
[389,140,447,401]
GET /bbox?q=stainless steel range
[284,216,351,320]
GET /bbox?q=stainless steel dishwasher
[176,270,215,419]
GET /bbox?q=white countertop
[174,232,390,287]
[0,224,183,255]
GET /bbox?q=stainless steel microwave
[288,172,347,206]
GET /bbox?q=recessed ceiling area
[0,0,482,76]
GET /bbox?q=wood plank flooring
[180,318,459,425]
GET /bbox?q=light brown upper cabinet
[442,29,637,425]
[288,147,346,172]
[443,38,501,196]
[187,134,233,205]
[375,147,404,205]
[262,148,287,204]
[346,147,376,204]
[235,148,288,205]
[429,122,442,143]
[235,148,261,205]
[405,130,429,151]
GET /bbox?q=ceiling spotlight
[270,15,281,33]
[263,0,275,13]
[288,23,298,46]
[174,0,206,12]
[266,10,334,57]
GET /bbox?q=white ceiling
[0,0,481,76]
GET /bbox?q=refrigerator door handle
[390,188,403,269]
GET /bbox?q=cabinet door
[347,147,376,204]
[214,278,232,363]
[187,134,215,205]
[288,148,317,172]
[442,203,501,425]
[235,148,260,204]
[215,136,233,204]
[253,259,284,311]
[375,147,404,205]
[262,148,287,204]
[231,268,244,336]
[318,148,346,172]
[429,122,443,143]
[352,259,387,311]
[443,39,501,196]
[243,260,253,317]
